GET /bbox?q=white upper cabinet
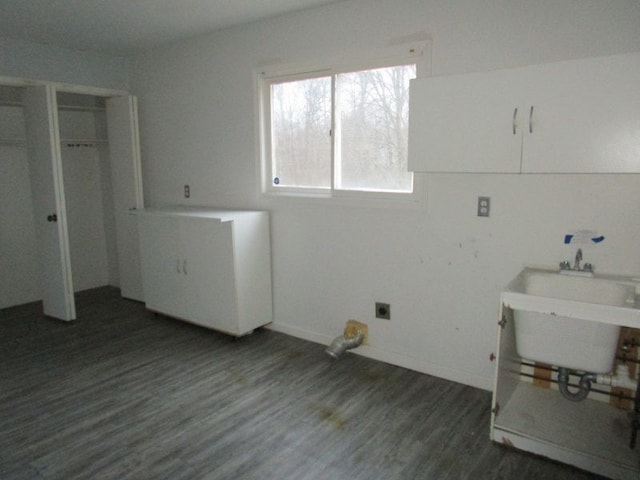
[408,52,640,173]
[408,67,525,173]
[522,53,640,173]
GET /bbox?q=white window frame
[256,42,430,208]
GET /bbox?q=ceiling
[0,0,345,56]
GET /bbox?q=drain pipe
[557,368,596,402]
[557,365,639,402]
[595,364,639,391]
[326,330,364,359]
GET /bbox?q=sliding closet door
[23,86,76,321]
[106,95,144,301]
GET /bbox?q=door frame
[1,75,145,315]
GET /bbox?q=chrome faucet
[559,248,594,274]
[574,248,582,270]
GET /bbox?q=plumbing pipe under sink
[557,364,638,402]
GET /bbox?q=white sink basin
[502,268,640,373]
[526,270,631,306]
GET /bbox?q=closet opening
[0,83,143,318]
[56,92,119,297]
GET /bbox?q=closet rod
[58,104,106,113]
[0,140,108,147]
[0,101,22,108]
[0,139,108,147]
[0,139,26,146]
[0,101,106,112]
[60,139,108,148]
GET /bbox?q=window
[259,49,424,202]
[271,75,332,189]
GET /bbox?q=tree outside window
[267,63,416,194]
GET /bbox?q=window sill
[259,176,427,211]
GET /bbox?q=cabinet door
[24,86,76,321]
[408,70,524,173]
[137,214,185,319]
[181,218,238,334]
[522,52,640,173]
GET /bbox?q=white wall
[0,37,129,91]
[61,145,112,292]
[131,0,640,389]
[0,143,40,308]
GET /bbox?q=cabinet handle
[177,259,181,273]
[183,259,187,275]
[529,105,534,134]
[512,107,518,135]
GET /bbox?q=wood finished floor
[1,287,605,479]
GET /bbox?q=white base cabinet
[137,207,273,336]
[491,303,640,479]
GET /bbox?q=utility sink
[502,268,640,373]
[526,269,631,306]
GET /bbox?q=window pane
[271,77,331,189]
[335,64,416,192]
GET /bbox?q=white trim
[491,428,637,479]
[266,321,492,391]
[256,53,428,208]
[266,322,332,346]
[0,75,129,97]
[129,96,144,209]
[330,73,337,191]
[258,41,429,80]
[259,175,427,211]
[253,42,432,208]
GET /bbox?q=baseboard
[266,322,493,391]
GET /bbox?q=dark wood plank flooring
[1,287,604,479]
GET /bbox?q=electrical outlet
[375,302,390,320]
[477,196,490,217]
[184,185,190,198]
